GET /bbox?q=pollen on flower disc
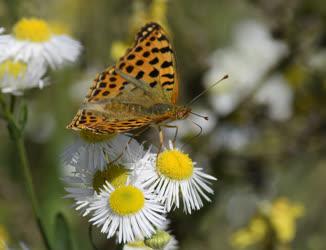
[92,164,128,193]
[156,149,193,180]
[13,18,52,42]
[109,186,145,215]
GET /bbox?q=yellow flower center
[156,149,193,180]
[109,185,145,216]
[13,18,52,42]
[92,164,128,193]
[0,60,27,79]
[79,130,115,143]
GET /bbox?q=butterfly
[67,22,192,143]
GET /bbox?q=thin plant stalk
[0,93,52,250]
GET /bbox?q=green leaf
[54,213,74,250]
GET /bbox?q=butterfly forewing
[116,22,179,104]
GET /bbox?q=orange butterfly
[67,22,191,142]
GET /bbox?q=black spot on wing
[160,47,173,53]
[149,57,159,65]
[135,46,143,52]
[127,54,135,60]
[161,61,173,68]
[126,65,134,73]
[149,68,159,78]
[99,82,107,88]
[149,81,157,88]
[162,73,174,79]
[136,70,144,79]
[162,81,174,87]
[136,60,144,66]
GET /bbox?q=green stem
[0,93,52,249]
[16,137,52,250]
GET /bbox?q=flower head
[0,17,82,69]
[0,58,46,95]
[142,142,216,214]
[88,182,166,243]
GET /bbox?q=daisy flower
[0,58,46,95]
[87,182,166,243]
[64,135,155,214]
[0,17,82,69]
[142,141,217,214]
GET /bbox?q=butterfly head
[175,106,191,120]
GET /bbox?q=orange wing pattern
[67,22,179,135]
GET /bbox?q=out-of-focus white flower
[69,66,102,103]
[254,74,293,121]
[0,18,82,69]
[204,20,288,116]
[0,27,4,34]
[87,182,166,243]
[210,125,255,152]
[308,49,326,72]
[142,141,216,214]
[19,242,30,250]
[0,58,47,95]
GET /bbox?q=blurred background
[0,0,326,249]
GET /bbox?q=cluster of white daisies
[63,134,217,249]
[0,17,82,95]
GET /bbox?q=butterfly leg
[158,126,164,153]
[106,127,150,165]
[152,125,164,154]
[162,124,179,146]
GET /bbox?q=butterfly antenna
[181,119,203,150]
[190,111,209,121]
[187,74,229,106]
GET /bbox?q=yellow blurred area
[269,197,305,243]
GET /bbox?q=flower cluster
[204,19,291,121]
[230,197,305,249]
[63,132,216,248]
[0,17,81,95]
